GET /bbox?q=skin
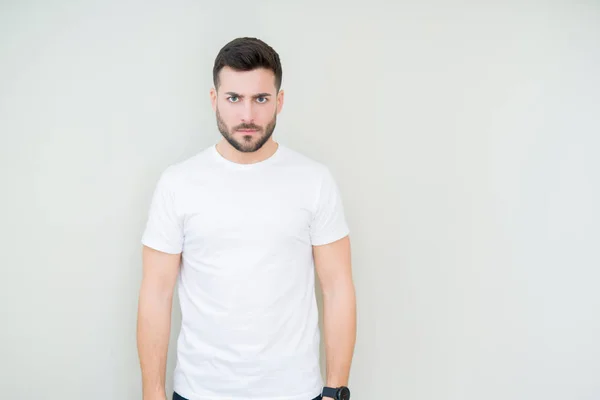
[137,65,356,400]
[314,235,357,397]
[210,66,284,164]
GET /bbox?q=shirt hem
[141,237,182,254]
[174,384,323,400]
[311,227,350,246]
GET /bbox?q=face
[210,66,284,153]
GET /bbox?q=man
[137,37,356,400]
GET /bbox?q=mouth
[236,129,259,134]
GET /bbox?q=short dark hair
[213,37,282,91]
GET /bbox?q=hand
[144,396,167,400]
[143,391,167,400]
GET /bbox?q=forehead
[217,66,277,93]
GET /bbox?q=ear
[276,89,285,115]
[210,87,217,112]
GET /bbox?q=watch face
[338,387,351,400]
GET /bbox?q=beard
[216,107,277,153]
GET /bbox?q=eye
[227,96,239,103]
[256,97,268,104]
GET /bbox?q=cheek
[218,103,236,120]
[258,104,276,120]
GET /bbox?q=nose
[240,100,255,123]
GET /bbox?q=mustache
[234,123,261,131]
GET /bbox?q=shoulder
[155,146,213,189]
[278,143,332,179]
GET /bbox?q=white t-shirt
[141,142,350,400]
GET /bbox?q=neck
[216,138,279,165]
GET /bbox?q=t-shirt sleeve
[309,167,350,246]
[141,169,184,254]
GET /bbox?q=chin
[231,139,265,153]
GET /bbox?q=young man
[137,37,356,400]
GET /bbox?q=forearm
[137,285,173,399]
[322,279,357,387]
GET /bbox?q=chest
[179,174,315,250]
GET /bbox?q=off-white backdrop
[1,1,599,399]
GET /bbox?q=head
[210,37,284,153]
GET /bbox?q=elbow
[321,276,356,299]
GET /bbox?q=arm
[314,235,357,389]
[136,245,181,400]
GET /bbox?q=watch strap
[322,386,338,399]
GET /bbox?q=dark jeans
[173,392,322,400]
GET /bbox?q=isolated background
[1,1,599,399]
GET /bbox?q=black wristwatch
[322,386,350,400]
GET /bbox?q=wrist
[142,388,166,400]
[322,385,351,400]
[143,395,167,400]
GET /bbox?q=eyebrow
[224,92,272,98]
